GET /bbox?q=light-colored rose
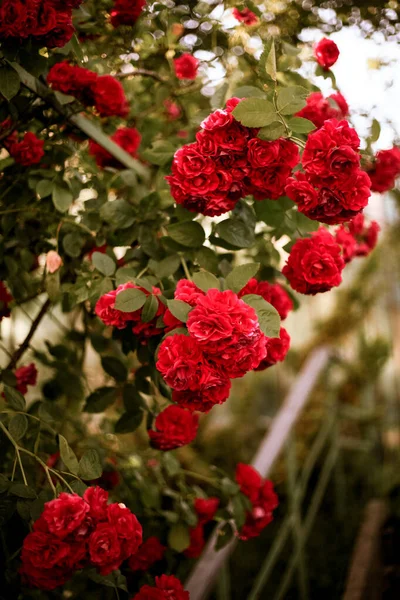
[46,251,63,274]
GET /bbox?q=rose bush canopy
[0,1,399,597]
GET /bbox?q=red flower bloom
[236,463,262,503]
[42,11,75,48]
[194,497,219,524]
[47,62,97,103]
[174,54,199,80]
[83,486,109,521]
[148,405,199,450]
[172,374,231,413]
[164,99,181,120]
[335,214,380,262]
[235,464,278,540]
[296,92,349,129]
[175,279,205,306]
[156,334,204,391]
[107,502,143,559]
[282,228,345,295]
[128,536,165,571]
[184,524,205,558]
[314,38,339,70]
[367,147,400,193]
[232,7,258,25]
[0,281,13,321]
[89,127,141,168]
[132,575,189,600]
[254,328,291,371]
[89,523,122,575]
[15,363,38,395]
[239,278,293,320]
[20,532,73,590]
[93,75,129,117]
[187,289,266,378]
[110,0,146,28]
[42,493,90,540]
[8,132,44,166]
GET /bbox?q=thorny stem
[6,298,51,370]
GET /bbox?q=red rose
[186,289,266,378]
[172,143,216,178]
[128,536,165,571]
[184,524,205,558]
[93,75,129,117]
[47,62,97,104]
[34,3,58,37]
[42,493,90,540]
[172,375,231,413]
[335,225,356,263]
[296,92,349,129]
[174,54,199,80]
[110,0,146,28]
[175,279,205,306]
[254,328,291,371]
[89,126,141,168]
[194,497,219,524]
[314,38,339,70]
[89,523,122,575]
[0,0,35,39]
[239,479,278,541]
[201,109,233,131]
[148,405,199,450]
[367,147,400,193]
[164,99,181,120]
[20,532,72,590]
[282,228,345,295]
[15,363,37,394]
[132,575,189,600]
[156,334,205,391]
[42,10,75,48]
[83,486,109,521]
[0,281,13,321]
[247,138,280,168]
[335,214,380,262]
[95,283,137,329]
[235,463,262,503]
[232,7,258,25]
[8,132,44,166]
[239,278,293,320]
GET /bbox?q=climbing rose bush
[0,1,393,597]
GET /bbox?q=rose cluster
[314,38,339,70]
[283,227,345,295]
[129,536,165,571]
[367,147,400,193]
[2,128,44,167]
[286,119,371,224]
[0,0,84,48]
[184,497,220,558]
[20,487,143,590]
[335,214,380,263]
[148,405,199,451]
[157,279,292,415]
[235,463,278,540]
[132,575,189,600]
[297,92,349,129]
[167,99,299,217]
[0,281,12,321]
[95,282,165,338]
[110,0,146,28]
[47,62,129,117]
[89,127,141,168]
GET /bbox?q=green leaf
[142,140,176,166]
[114,288,147,312]
[63,232,85,258]
[216,522,234,550]
[287,117,316,134]
[167,299,192,323]
[370,118,381,143]
[3,385,26,411]
[225,263,260,294]
[92,252,116,277]
[101,356,127,382]
[262,38,277,82]
[79,449,102,480]
[258,121,287,141]
[192,270,220,292]
[254,198,294,227]
[9,483,37,499]
[241,294,280,337]
[84,387,117,413]
[0,474,10,493]
[168,522,191,552]
[141,295,159,323]
[123,384,146,413]
[8,414,28,441]
[216,219,255,249]
[232,98,277,128]
[88,570,128,591]
[166,222,205,248]
[150,255,181,279]
[115,411,143,434]
[100,199,135,229]
[36,179,54,198]
[233,85,266,99]
[276,86,308,115]
[52,184,73,213]
[0,64,20,100]
[232,493,247,529]
[58,434,79,475]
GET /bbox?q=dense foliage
[0,1,399,598]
